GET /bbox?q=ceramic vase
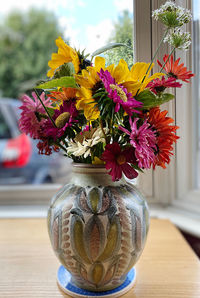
[47,163,149,296]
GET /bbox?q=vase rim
[72,162,105,169]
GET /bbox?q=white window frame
[134,0,200,236]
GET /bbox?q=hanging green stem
[34,89,57,128]
[160,47,176,72]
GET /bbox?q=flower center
[109,84,127,102]
[117,154,126,165]
[55,112,70,128]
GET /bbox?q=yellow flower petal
[111,59,130,83]
[47,36,80,77]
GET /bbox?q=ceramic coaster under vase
[57,265,136,297]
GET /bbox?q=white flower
[67,127,108,158]
[164,29,191,50]
[152,1,192,28]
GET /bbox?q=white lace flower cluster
[152,1,192,51]
[152,1,192,27]
[67,127,108,158]
[164,29,191,50]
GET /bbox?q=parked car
[0,98,71,185]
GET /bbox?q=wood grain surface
[0,218,199,298]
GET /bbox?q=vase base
[57,265,136,298]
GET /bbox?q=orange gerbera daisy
[147,107,179,169]
[49,87,77,103]
[157,54,194,83]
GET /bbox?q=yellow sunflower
[75,58,163,120]
[47,37,80,77]
[123,62,164,96]
[75,56,106,120]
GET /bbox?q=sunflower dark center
[91,81,104,95]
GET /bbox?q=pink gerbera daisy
[44,100,78,140]
[147,76,182,94]
[101,143,138,181]
[19,92,52,139]
[98,69,142,115]
[119,118,156,169]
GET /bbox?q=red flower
[147,76,182,94]
[157,55,194,83]
[147,107,179,168]
[101,143,138,181]
[37,139,59,155]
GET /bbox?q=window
[134,0,200,236]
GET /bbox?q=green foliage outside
[105,10,134,68]
[0,9,63,98]
[0,9,133,98]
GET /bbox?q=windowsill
[0,203,199,238]
[150,204,200,238]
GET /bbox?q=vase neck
[70,163,126,187]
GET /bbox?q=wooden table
[0,218,199,298]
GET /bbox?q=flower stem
[100,119,107,143]
[34,89,57,128]
[145,29,169,78]
[160,47,176,72]
[136,29,169,96]
[57,142,68,154]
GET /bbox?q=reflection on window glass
[0,0,133,185]
[193,0,200,188]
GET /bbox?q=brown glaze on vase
[47,163,149,291]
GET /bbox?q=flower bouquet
[19,1,194,182]
[19,2,195,296]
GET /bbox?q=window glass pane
[0,0,133,186]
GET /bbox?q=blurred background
[0,0,133,186]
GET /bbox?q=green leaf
[136,90,174,109]
[91,43,131,57]
[53,62,75,78]
[35,76,77,90]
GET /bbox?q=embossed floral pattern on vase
[48,165,149,291]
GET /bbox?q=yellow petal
[94,56,106,71]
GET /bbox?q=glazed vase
[47,163,149,296]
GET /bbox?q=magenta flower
[19,92,52,139]
[119,118,156,169]
[101,143,138,181]
[44,100,78,140]
[147,76,182,94]
[98,69,142,115]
